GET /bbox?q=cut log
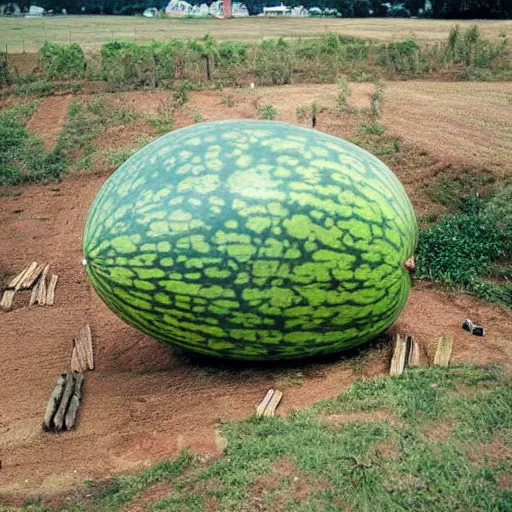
[21,263,46,290]
[29,280,40,306]
[45,274,58,306]
[42,374,66,432]
[256,389,274,417]
[389,334,407,376]
[7,263,33,289]
[64,374,84,430]
[0,290,15,310]
[36,264,50,305]
[52,373,75,432]
[14,262,38,291]
[434,335,453,367]
[263,390,283,417]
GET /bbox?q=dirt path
[26,95,72,151]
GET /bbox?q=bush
[39,42,86,80]
[257,104,277,120]
[255,38,293,85]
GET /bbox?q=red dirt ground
[1,84,512,504]
[26,95,72,151]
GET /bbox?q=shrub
[257,104,277,120]
[39,42,86,80]
[255,38,293,85]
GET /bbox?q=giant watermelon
[83,121,417,360]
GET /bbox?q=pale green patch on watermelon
[83,121,417,361]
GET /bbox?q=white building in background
[143,7,158,17]
[290,5,309,16]
[232,2,249,16]
[263,2,289,15]
[165,0,192,16]
[25,4,44,16]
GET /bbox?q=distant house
[263,3,290,15]
[143,7,158,17]
[25,4,44,16]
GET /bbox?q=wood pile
[42,324,94,433]
[390,333,453,375]
[1,261,58,310]
[256,389,283,417]
[42,373,84,432]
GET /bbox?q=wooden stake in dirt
[52,373,76,432]
[45,274,58,306]
[390,333,407,376]
[407,337,425,368]
[42,374,67,432]
[64,373,84,430]
[6,262,34,289]
[14,261,38,290]
[0,290,16,310]
[21,262,46,290]
[36,264,50,305]
[434,335,453,367]
[256,389,275,417]
[263,390,283,417]
[29,280,40,306]
[71,324,94,372]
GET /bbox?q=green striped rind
[83,121,417,360]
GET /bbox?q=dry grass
[1,16,511,53]
[383,81,512,173]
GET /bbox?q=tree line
[7,0,512,17]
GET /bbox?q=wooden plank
[434,335,453,367]
[407,338,424,368]
[0,289,15,310]
[29,280,40,306]
[263,390,283,417]
[74,336,89,373]
[6,263,33,289]
[78,323,94,370]
[14,261,38,291]
[70,345,82,373]
[21,262,45,290]
[52,373,75,432]
[64,374,84,430]
[36,264,50,305]
[389,333,407,376]
[256,389,274,417]
[42,374,66,432]
[45,274,58,306]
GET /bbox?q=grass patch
[0,97,140,186]
[60,366,511,512]
[0,100,67,185]
[416,187,512,307]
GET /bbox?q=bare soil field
[1,81,512,503]
[1,16,511,53]
[383,81,512,173]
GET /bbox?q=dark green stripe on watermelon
[83,121,417,360]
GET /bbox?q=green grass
[0,97,141,186]
[26,365,512,512]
